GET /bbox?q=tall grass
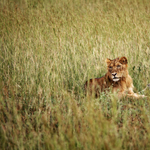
[0,0,150,149]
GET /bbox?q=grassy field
[1,0,150,149]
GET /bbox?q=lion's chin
[113,78,120,82]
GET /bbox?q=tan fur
[85,57,145,99]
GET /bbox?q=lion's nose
[112,73,117,76]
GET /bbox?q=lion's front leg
[126,84,146,99]
[117,85,146,99]
[117,92,146,99]
[126,93,146,98]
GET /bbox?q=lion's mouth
[112,77,120,82]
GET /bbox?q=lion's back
[84,75,109,97]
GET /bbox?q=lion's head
[106,57,128,82]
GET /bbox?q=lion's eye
[117,65,121,68]
[109,66,112,69]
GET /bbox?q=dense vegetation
[0,0,150,149]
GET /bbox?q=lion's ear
[105,58,111,65]
[119,57,128,64]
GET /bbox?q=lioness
[85,57,145,99]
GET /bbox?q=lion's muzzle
[112,73,120,82]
